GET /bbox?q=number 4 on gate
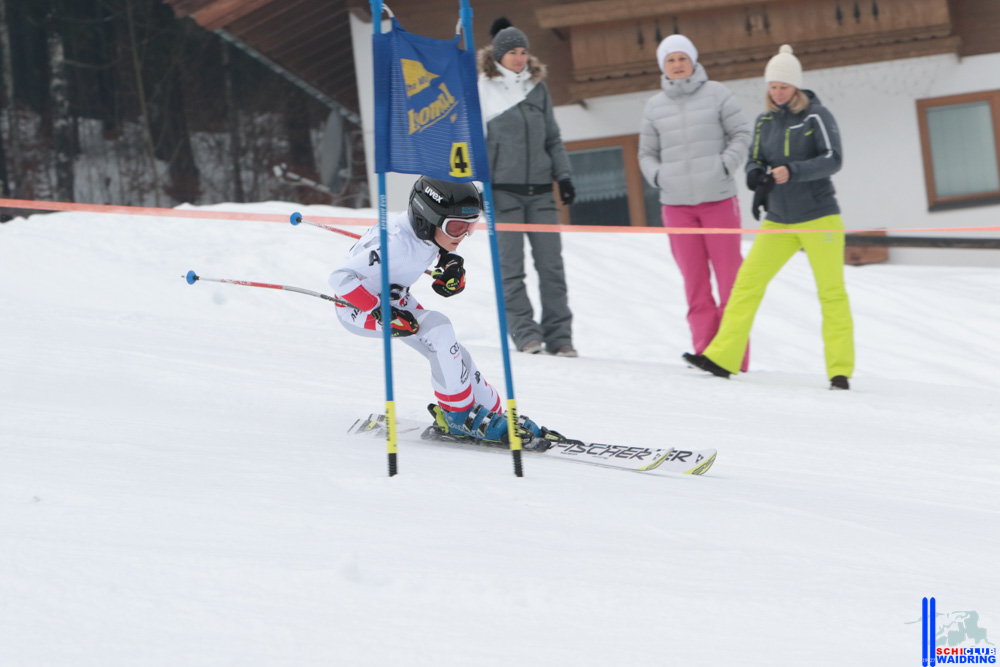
[449,142,471,178]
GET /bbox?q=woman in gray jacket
[639,34,751,370]
[478,18,577,357]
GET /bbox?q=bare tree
[124,0,160,205]
[221,39,244,203]
[47,8,74,201]
[138,3,201,204]
[283,85,326,204]
[1,0,342,208]
[1,0,18,199]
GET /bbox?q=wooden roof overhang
[163,0,368,122]
[536,0,961,101]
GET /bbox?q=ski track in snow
[1,204,998,667]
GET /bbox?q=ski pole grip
[290,212,302,225]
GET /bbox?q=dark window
[559,135,657,226]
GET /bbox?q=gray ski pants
[494,189,573,351]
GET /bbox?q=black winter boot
[830,375,850,390]
[682,353,732,379]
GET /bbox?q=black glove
[371,304,419,337]
[747,169,777,194]
[558,179,576,206]
[431,253,466,297]
[750,172,776,221]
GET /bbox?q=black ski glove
[746,169,766,191]
[750,172,776,221]
[371,304,419,337]
[431,253,466,297]
[558,179,576,206]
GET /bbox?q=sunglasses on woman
[441,217,478,239]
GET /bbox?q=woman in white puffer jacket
[638,34,752,370]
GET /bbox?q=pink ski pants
[662,196,750,372]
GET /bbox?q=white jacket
[328,211,438,311]
[477,48,572,186]
[638,64,750,206]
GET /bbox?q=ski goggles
[440,217,478,239]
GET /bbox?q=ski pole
[290,211,361,239]
[184,270,353,307]
[290,212,434,277]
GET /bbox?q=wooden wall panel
[568,36,961,100]
[196,0,275,29]
[949,0,1000,56]
[567,0,952,85]
[165,0,997,113]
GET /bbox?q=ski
[347,414,717,475]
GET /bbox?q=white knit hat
[656,34,698,73]
[764,44,803,88]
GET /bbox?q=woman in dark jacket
[685,45,855,390]
[477,18,577,357]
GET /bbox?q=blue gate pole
[370,1,397,476]
[459,0,523,477]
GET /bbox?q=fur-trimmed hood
[477,45,547,83]
[475,43,570,186]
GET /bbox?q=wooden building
[163,0,1000,109]
[164,0,1000,265]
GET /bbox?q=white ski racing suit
[328,211,501,413]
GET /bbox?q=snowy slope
[1,204,998,667]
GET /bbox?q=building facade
[356,0,1000,266]
[165,0,1000,266]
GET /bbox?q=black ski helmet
[408,176,483,241]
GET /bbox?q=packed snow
[1,202,998,666]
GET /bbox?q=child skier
[329,175,546,446]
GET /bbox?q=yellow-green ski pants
[703,214,854,379]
